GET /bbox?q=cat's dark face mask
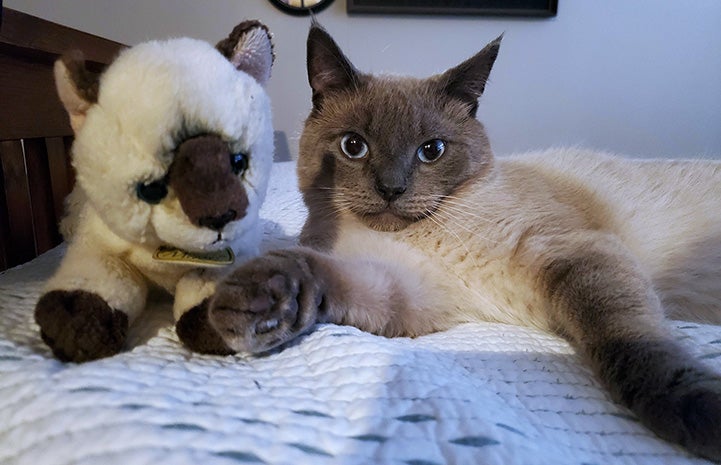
[298,23,500,233]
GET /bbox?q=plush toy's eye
[135,180,168,204]
[230,152,249,175]
[417,139,446,163]
[340,133,369,159]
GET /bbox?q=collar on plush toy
[152,246,235,267]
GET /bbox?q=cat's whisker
[298,186,363,219]
[426,202,484,232]
[315,204,344,219]
[437,194,491,210]
[424,210,480,265]
[431,202,506,245]
[422,211,509,313]
[430,208,501,246]
[438,199,501,224]
[333,197,366,218]
[436,201,499,227]
[433,194,481,210]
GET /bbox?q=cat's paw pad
[176,299,235,355]
[209,252,323,353]
[34,290,128,362]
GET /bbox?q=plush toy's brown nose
[168,134,248,230]
[199,210,237,231]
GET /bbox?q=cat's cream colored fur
[293,148,721,336]
[205,24,721,461]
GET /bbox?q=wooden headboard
[0,8,124,271]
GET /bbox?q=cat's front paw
[209,251,325,353]
[34,290,128,362]
[679,386,721,461]
[628,372,721,462]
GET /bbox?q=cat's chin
[360,211,415,232]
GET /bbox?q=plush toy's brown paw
[34,290,128,363]
[176,299,235,355]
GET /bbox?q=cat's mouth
[345,194,433,232]
[360,211,410,232]
[359,206,427,232]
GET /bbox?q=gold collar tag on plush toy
[153,246,235,267]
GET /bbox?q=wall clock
[268,0,335,16]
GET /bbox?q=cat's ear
[216,20,274,86]
[54,50,101,133]
[439,34,502,118]
[306,22,360,108]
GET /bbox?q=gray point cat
[188,23,721,461]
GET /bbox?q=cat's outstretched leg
[207,247,432,353]
[528,232,721,462]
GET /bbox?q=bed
[1,8,719,465]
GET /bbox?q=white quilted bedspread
[1,162,719,465]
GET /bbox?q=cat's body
[310,149,721,337]
[195,25,721,461]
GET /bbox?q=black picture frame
[268,0,335,16]
[347,0,557,17]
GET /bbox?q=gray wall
[8,0,721,159]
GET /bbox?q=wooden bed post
[0,7,124,271]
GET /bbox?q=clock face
[268,0,335,15]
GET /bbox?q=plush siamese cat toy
[197,24,721,461]
[34,21,274,363]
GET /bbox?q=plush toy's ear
[53,50,101,133]
[216,20,274,86]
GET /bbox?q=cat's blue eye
[230,152,249,175]
[417,139,446,163]
[340,133,369,159]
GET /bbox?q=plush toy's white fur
[64,38,272,253]
[36,22,275,361]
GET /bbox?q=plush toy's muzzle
[168,134,249,232]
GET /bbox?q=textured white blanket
[0,162,718,465]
